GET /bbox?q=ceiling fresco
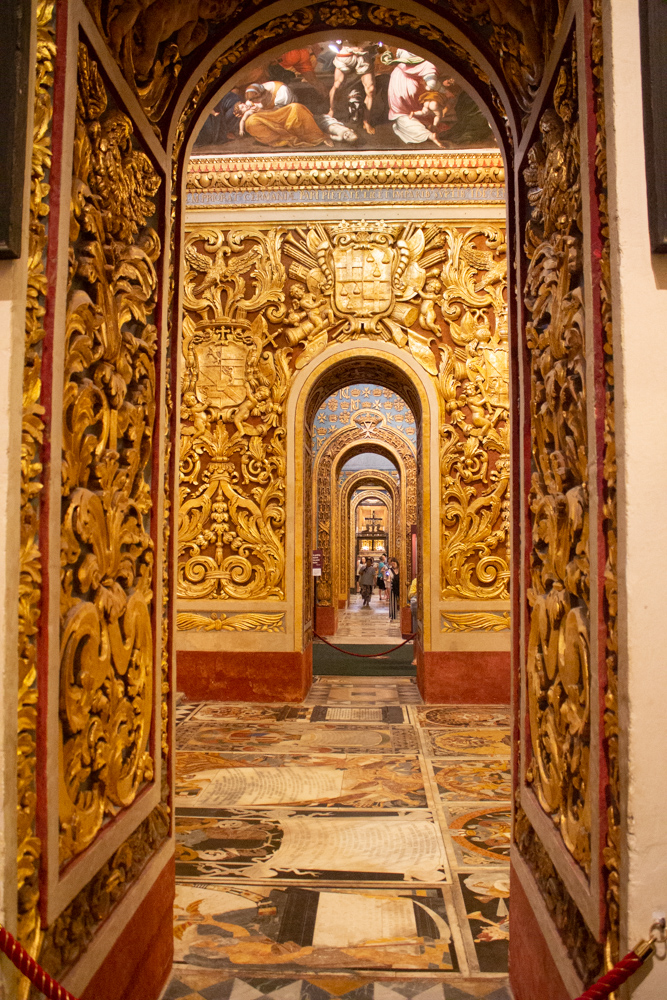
[192,41,497,155]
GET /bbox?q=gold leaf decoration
[17,0,55,966]
[186,152,505,198]
[59,43,161,866]
[522,49,591,875]
[180,222,508,606]
[441,611,510,632]
[176,611,285,632]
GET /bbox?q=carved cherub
[282,282,332,345]
[418,276,443,337]
[181,391,209,440]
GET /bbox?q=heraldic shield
[191,320,257,410]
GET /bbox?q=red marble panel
[416,647,510,704]
[177,646,313,702]
[315,605,338,636]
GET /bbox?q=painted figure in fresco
[384,50,452,147]
[237,81,332,148]
[328,43,377,134]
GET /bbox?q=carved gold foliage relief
[59,43,161,865]
[176,612,285,632]
[17,0,55,961]
[591,0,619,960]
[441,611,510,632]
[180,222,507,605]
[522,50,591,874]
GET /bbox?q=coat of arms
[284,220,434,348]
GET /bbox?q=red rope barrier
[0,924,79,1000]
[574,940,655,1000]
[313,631,416,657]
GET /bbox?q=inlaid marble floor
[163,679,511,1000]
[324,594,403,643]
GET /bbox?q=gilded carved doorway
[11,4,624,1000]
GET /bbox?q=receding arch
[290,342,434,644]
[344,473,400,601]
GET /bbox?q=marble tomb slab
[412,708,510,730]
[175,809,449,883]
[442,806,511,867]
[173,883,460,971]
[456,871,509,973]
[175,752,427,810]
[430,760,512,803]
[422,730,511,760]
[176,721,419,755]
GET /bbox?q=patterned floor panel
[323,595,403,642]
[164,684,511,997]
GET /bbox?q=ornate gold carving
[522,51,591,874]
[515,803,603,985]
[180,223,507,607]
[187,152,505,197]
[176,611,285,631]
[59,43,161,866]
[179,227,290,600]
[440,611,510,632]
[434,226,510,601]
[38,802,169,984]
[592,0,619,961]
[83,0,248,126]
[17,0,55,964]
[446,0,566,114]
[161,384,172,761]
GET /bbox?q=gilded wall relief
[59,42,161,866]
[38,801,170,984]
[522,51,591,874]
[176,611,285,632]
[180,221,507,611]
[591,0,619,959]
[186,151,505,200]
[441,611,510,632]
[179,228,289,601]
[17,0,55,961]
[435,226,509,600]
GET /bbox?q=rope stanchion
[313,631,416,658]
[574,940,655,1000]
[0,924,79,1000]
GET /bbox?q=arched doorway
[8,5,627,1000]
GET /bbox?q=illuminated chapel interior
[1,3,667,1000]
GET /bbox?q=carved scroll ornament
[179,222,508,606]
[176,611,285,631]
[441,611,510,632]
[17,0,54,961]
[59,43,161,865]
[522,52,591,874]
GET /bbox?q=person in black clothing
[388,558,400,621]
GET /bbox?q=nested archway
[343,472,401,601]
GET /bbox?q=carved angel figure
[281,280,334,370]
[107,0,240,77]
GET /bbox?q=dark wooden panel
[640,0,667,253]
[0,1,31,259]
